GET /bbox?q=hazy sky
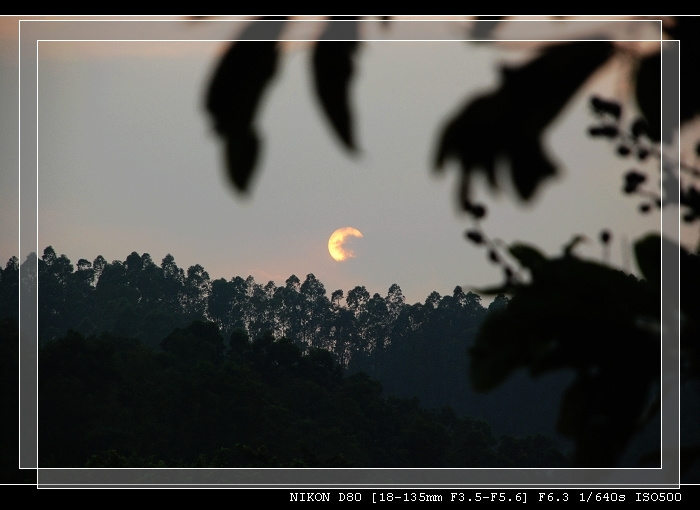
[3,17,668,305]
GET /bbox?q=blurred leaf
[633,234,661,288]
[205,18,287,192]
[562,234,586,257]
[473,282,517,296]
[681,186,700,219]
[470,248,660,467]
[225,129,259,191]
[469,306,527,391]
[635,53,661,142]
[435,41,614,204]
[509,244,546,273]
[557,372,653,467]
[312,18,360,151]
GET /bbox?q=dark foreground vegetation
[36,320,568,468]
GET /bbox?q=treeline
[32,246,494,371]
[32,319,568,468]
[3,248,571,441]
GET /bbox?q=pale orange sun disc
[328,227,363,262]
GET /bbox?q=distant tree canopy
[29,246,488,371]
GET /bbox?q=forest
[0,246,669,470]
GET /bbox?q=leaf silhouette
[635,53,661,142]
[509,243,547,274]
[312,17,360,152]
[633,234,661,288]
[470,249,660,466]
[435,41,614,205]
[557,371,652,467]
[205,18,287,192]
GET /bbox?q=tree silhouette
[203,16,699,471]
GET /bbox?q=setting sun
[328,227,363,262]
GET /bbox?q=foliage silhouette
[203,16,700,471]
[435,41,614,204]
[36,321,570,468]
[312,17,360,151]
[206,17,287,192]
[470,238,660,466]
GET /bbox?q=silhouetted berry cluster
[588,96,656,162]
[588,95,700,225]
[587,96,666,216]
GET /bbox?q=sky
[1,16,673,306]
